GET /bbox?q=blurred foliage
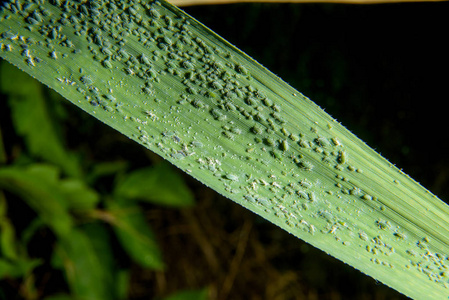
[0,61,199,300]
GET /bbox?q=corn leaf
[1,1,448,299]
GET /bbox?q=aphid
[298,161,313,171]
[225,102,236,111]
[329,226,338,234]
[359,232,369,241]
[141,54,150,65]
[142,87,153,95]
[264,137,275,147]
[251,125,263,135]
[308,192,316,202]
[23,3,34,11]
[182,60,194,69]
[393,232,407,240]
[211,81,223,90]
[262,98,273,106]
[315,137,329,147]
[27,17,40,25]
[148,8,160,19]
[245,96,257,106]
[349,187,361,196]
[225,173,239,181]
[50,50,58,59]
[297,191,307,199]
[280,139,289,151]
[210,109,225,120]
[21,49,30,57]
[26,57,35,67]
[192,100,204,108]
[101,47,112,56]
[298,139,310,148]
[362,194,372,201]
[80,75,93,85]
[300,179,312,188]
[125,68,134,75]
[230,127,241,135]
[280,127,289,136]
[222,131,234,140]
[375,220,390,230]
[235,64,248,75]
[105,94,116,102]
[271,150,282,160]
[331,137,341,146]
[337,150,347,164]
[129,7,137,15]
[118,48,129,59]
[309,225,316,235]
[103,59,113,69]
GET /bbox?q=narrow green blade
[1,1,448,298]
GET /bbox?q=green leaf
[85,161,129,185]
[0,257,41,279]
[0,217,18,260]
[77,223,117,298]
[0,164,72,236]
[54,228,114,300]
[160,288,209,300]
[0,62,81,178]
[116,270,131,300]
[114,162,194,207]
[108,199,164,270]
[59,178,100,211]
[0,192,17,260]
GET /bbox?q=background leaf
[0,62,81,178]
[114,162,194,208]
[0,257,41,279]
[0,217,17,261]
[160,288,209,300]
[108,199,165,270]
[0,164,72,236]
[54,228,114,300]
[59,179,100,211]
